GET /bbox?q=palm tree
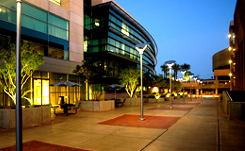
[180,63,191,80]
[160,64,168,78]
[180,63,190,70]
[172,63,180,80]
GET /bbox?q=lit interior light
[228,34,231,38]
[233,63,236,65]
[228,47,232,51]
[229,60,232,64]
[95,21,100,26]
[233,48,236,51]
[229,73,232,77]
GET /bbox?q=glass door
[42,80,49,105]
[34,79,49,105]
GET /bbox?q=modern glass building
[84,1,157,84]
[0,0,84,106]
[0,0,157,106]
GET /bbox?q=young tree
[119,66,140,98]
[160,64,168,78]
[0,37,44,105]
[73,58,104,100]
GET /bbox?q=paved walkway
[0,97,245,151]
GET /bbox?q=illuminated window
[121,22,129,36]
[49,0,61,6]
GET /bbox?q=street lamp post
[134,42,150,121]
[165,60,176,109]
[180,69,187,104]
[16,1,23,151]
[194,76,197,99]
[200,80,203,97]
[197,80,200,97]
[188,74,194,101]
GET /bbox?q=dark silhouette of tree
[160,64,168,78]
[172,63,180,80]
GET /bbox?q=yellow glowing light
[229,60,232,64]
[228,34,231,38]
[152,87,159,93]
[228,47,232,51]
[233,48,236,51]
[229,73,232,77]
[49,0,61,5]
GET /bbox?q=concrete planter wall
[124,98,140,106]
[0,106,51,129]
[79,100,115,111]
[148,98,165,103]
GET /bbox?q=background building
[84,0,157,84]
[212,48,230,94]
[229,0,245,91]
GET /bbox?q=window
[121,22,129,36]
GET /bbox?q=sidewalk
[0,97,245,151]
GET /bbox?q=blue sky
[115,0,237,79]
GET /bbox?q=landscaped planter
[79,100,115,111]
[0,106,51,129]
[149,98,165,103]
[124,98,140,106]
[166,97,174,101]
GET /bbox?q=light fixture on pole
[194,76,197,99]
[188,73,194,101]
[180,69,187,104]
[165,60,176,109]
[134,42,150,121]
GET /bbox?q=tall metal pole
[182,81,185,104]
[194,78,197,99]
[139,53,145,121]
[169,67,172,109]
[190,78,192,101]
[16,0,22,151]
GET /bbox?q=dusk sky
[115,0,237,79]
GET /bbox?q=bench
[51,101,81,116]
[116,98,126,107]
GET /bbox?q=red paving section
[148,107,193,110]
[0,140,90,151]
[98,114,181,129]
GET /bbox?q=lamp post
[188,73,194,101]
[134,42,150,121]
[180,69,187,104]
[194,76,197,99]
[197,80,200,97]
[16,0,22,151]
[200,80,203,97]
[165,60,176,109]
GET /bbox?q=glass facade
[85,2,157,77]
[0,0,69,60]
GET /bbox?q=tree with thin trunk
[119,66,140,98]
[73,57,104,100]
[172,63,180,80]
[160,64,168,78]
[0,37,44,105]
